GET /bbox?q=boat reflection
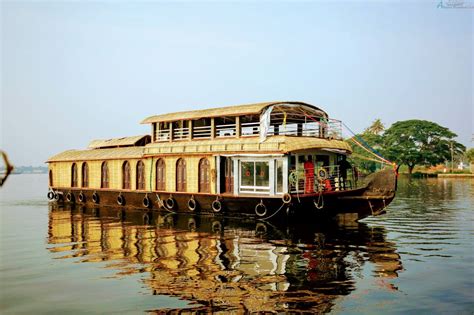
[47,205,402,313]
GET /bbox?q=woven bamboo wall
[48,155,216,194]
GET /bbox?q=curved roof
[47,147,144,162]
[88,135,151,149]
[143,136,351,155]
[141,101,328,124]
[47,136,351,162]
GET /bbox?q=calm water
[0,174,473,314]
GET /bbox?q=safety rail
[266,118,342,140]
[156,130,170,142]
[241,122,260,136]
[193,125,212,139]
[289,165,359,194]
[173,127,190,140]
[216,123,237,138]
[327,119,342,140]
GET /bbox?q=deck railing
[241,122,260,136]
[158,117,342,142]
[156,130,170,142]
[216,123,237,138]
[193,125,212,139]
[289,165,359,194]
[173,127,190,140]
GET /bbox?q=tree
[346,132,385,174]
[383,120,465,174]
[365,119,385,135]
[465,148,474,163]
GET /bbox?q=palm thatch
[88,135,151,149]
[141,101,327,124]
[47,147,144,162]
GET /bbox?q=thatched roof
[88,135,151,149]
[47,147,144,162]
[141,101,327,124]
[144,136,351,156]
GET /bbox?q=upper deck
[142,101,344,145]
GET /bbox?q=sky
[1,1,473,166]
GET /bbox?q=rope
[347,137,392,165]
[351,153,393,164]
[257,202,287,221]
[342,122,393,165]
[314,191,324,209]
[298,110,393,166]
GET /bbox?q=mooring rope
[257,202,287,221]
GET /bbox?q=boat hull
[49,168,397,221]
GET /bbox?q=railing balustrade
[172,127,190,140]
[289,165,358,194]
[216,123,237,138]
[192,125,212,139]
[241,122,260,136]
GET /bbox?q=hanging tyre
[117,194,125,206]
[282,193,292,204]
[255,202,267,217]
[165,197,175,210]
[78,192,86,203]
[47,191,55,200]
[54,191,62,201]
[187,197,198,212]
[212,199,223,213]
[92,192,99,204]
[66,192,75,203]
[142,195,152,208]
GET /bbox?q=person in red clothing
[304,156,315,193]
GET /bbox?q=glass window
[241,162,254,187]
[240,160,270,193]
[276,160,283,193]
[255,162,269,187]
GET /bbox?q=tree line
[347,119,468,174]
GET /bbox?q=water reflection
[47,205,402,313]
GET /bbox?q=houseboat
[47,101,397,220]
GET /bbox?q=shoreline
[438,173,474,178]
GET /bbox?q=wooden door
[225,157,233,193]
[176,159,186,192]
[199,158,210,193]
[122,161,131,189]
[156,159,165,191]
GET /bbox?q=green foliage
[364,118,385,135]
[347,132,384,174]
[465,148,474,163]
[382,120,465,174]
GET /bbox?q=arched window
[136,160,145,190]
[176,158,186,192]
[101,161,109,188]
[49,170,53,187]
[71,163,78,187]
[199,158,210,193]
[156,159,166,191]
[122,161,131,189]
[82,162,89,187]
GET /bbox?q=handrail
[289,165,358,193]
